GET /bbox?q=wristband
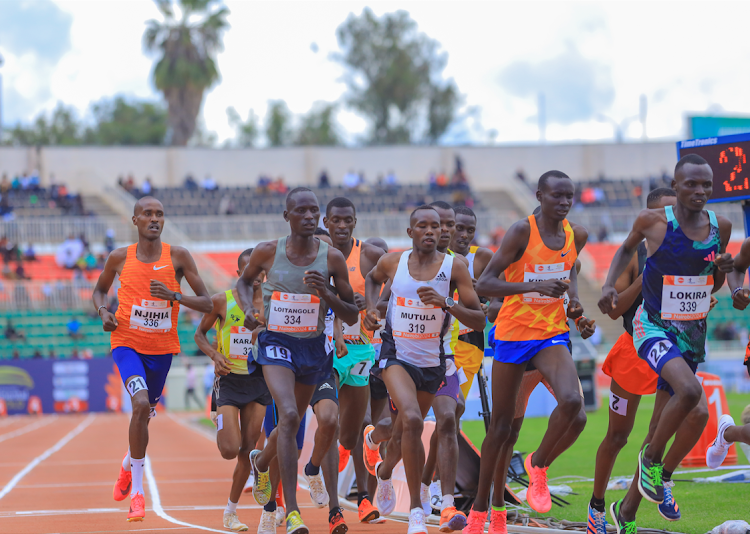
[732,287,744,298]
[97,305,107,316]
[575,315,587,332]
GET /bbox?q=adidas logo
[435,272,448,282]
[319,383,334,391]
[704,251,716,262]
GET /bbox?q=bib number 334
[267,291,320,333]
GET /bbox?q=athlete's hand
[732,288,750,311]
[567,298,584,319]
[714,252,734,273]
[353,292,367,312]
[599,286,618,314]
[710,294,719,311]
[534,279,569,298]
[150,280,175,301]
[363,309,381,331]
[577,317,596,339]
[100,310,118,332]
[336,340,349,359]
[303,270,328,298]
[211,353,233,376]
[416,286,447,308]
[243,306,263,330]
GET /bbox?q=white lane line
[144,454,227,533]
[0,413,95,500]
[0,416,57,443]
[2,503,317,518]
[16,477,233,489]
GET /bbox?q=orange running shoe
[463,509,486,534]
[113,464,132,502]
[329,507,348,534]
[338,444,351,472]
[127,492,145,522]
[358,498,380,522]
[489,509,507,534]
[439,507,467,532]
[362,425,381,476]
[524,452,551,513]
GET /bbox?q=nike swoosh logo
[120,485,130,496]
[561,250,570,257]
[551,340,566,344]
[153,265,168,271]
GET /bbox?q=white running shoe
[706,414,736,469]
[420,483,432,515]
[429,480,443,511]
[275,505,285,526]
[375,462,396,516]
[407,507,428,534]
[257,510,276,534]
[305,471,329,508]
[223,512,249,532]
[243,473,254,493]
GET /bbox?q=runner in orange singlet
[92,197,212,522]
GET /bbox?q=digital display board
[688,116,750,138]
[677,132,750,203]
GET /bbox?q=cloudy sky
[2,0,750,145]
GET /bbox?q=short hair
[365,237,388,253]
[646,187,676,208]
[314,227,330,237]
[286,186,314,208]
[238,248,253,269]
[538,170,571,191]
[326,197,356,217]
[454,205,476,220]
[675,154,709,176]
[410,204,438,223]
[134,196,162,215]
[429,200,453,211]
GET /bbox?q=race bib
[522,263,571,304]
[391,297,442,339]
[352,359,373,377]
[129,299,172,333]
[267,292,320,333]
[265,345,291,362]
[646,339,673,368]
[229,326,253,359]
[609,391,628,416]
[660,275,713,320]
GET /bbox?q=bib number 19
[266,345,291,362]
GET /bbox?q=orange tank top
[495,216,577,342]
[342,239,375,344]
[111,242,181,355]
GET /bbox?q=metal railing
[0,280,114,310]
[0,217,136,244]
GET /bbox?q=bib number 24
[647,340,672,369]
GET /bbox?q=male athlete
[599,154,733,532]
[363,205,485,534]
[93,197,212,522]
[238,187,358,534]
[467,170,589,533]
[195,249,271,532]
[323,197,384,522]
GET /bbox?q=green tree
[85,97,167,145]
[265,100,292,147]
[334,8,459,145]
[143,0,229,146]
[4,103,82,146]
[227,106,259,147]
[295,102,340,146]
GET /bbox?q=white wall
[0,141,678,194]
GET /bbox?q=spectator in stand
[5,319,25,342]
[218,194,234,215]
[81,247,97,271]
[515,167,527,184]
[23,243,36,261]
[0,174,10,193]
[12,350,19,360]
[184,173,198,190]
[1,262,11,279]
[428,171,438,191]
[385,169,398,190]
[15,262,29,280]
[201,174,217,191]
[28,170,40,190]
[11,175,20,190]
[125,174,135,192]
[67,316,84,340]
[48,348,56,359]
[319,169,330,188]
[141,177,153,195]
[343,168,360,190]
[104,229,115,254]
[33,349,43,359]
[436,171,448,190]
[269,176,288,194]
[56,235,84,269]
[257,174,271,194]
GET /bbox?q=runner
[363,205,485,534]
[598,154,733,532]
[466,170,589,534]
[238,187,359,534]
[323,197,384,523]
[194,248,272,532]
[92,196,213,522]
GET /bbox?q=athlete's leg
[310,399,339,470]
[422,429,438,486]
[432,395,459,505]
[321,429,341,510]
[592,380,642,501]
[227,402,265,504]
[365,396,389,500]
[663,390,708,472]
[471,360,526,512]
[725,424,750,444]
[338,384,370,451]
[490,416,524,508]
[216,404,242,461]
[531,345,586,468]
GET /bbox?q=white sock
[365,431,379,451]
[225,499,238,514]
[421,482,429,495]
[130,458,145,496]
[122,449,131,471]
[441,495,454,510]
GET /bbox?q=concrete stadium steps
[81,193,120,217]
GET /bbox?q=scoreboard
[677,132,750,203]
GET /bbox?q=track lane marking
[0,416,57,443]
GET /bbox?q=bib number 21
[266,345,291,362]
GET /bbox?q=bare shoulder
[454,253,469,267]
[475,247,494,261]
[327,244,347,264]
[570,222,589,249]
[361,241,385,262]
[256,240,279,254]
[716,214,733,234]
[107,246,129,263]
[637,208,666,226]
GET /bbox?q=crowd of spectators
[55,234,106,275]
[0,171,85,217]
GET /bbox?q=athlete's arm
[194,292,232,375]
[163,246,212,313]
[364,252,398,330]
[92,247,127,332]
[238,242,276,330]
[444,259,485,331]
[376,279,392,318]
[712,215,734,293]
[599,209,655,313]
[306,247,358,326]
[729,238,750,310]
[475,220,568,299]
[566,224,589,319]
[605,253,640,320]
[333,317,348,358]
[472,247,494,283]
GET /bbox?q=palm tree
[143,0,229,146]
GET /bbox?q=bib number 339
[267,291,320,333]
[661,275,712,320]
